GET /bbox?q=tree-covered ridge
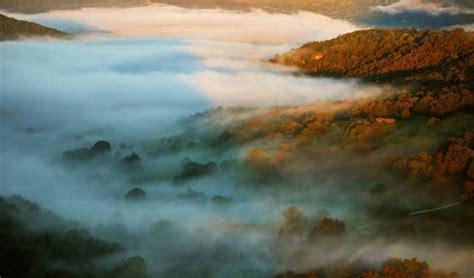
[272,28,474,83]
[0,195,148,278]
[0,0,148,13]
[277,257,460,278]
[0,13,70,41]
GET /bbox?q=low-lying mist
[2,4,472,278]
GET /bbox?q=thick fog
[1,4,472,277]
[1,4,366,217]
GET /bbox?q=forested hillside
[0,195,147,277]
[0,0,147,13]
[272,28,474,83]
[0,14,69,40]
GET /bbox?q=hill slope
[0,0,148,13]
[0,14,70,40]
[272,28,474,83]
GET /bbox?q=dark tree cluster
[124,187,147,200]
[120,152,142,166]
[63,140,112,163]
[0,195,135,278]
[173,158,218,183]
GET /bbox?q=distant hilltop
[271,28,474,84]
[0,14,70,41]
[1,1,473,28]
[0,0,398,18]
[0,0,149,13]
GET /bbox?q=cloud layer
[11,4,358,44]
[372,0,474,15]
[1,5,369,228]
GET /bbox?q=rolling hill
[271,28,474,83]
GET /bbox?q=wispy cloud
[180,70,384,107]
[372,0,474,15]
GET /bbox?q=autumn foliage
[360,258,459,278]
[273,28,474,83]
[277,257,459,278]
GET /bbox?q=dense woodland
[0,195,147,278]
[277,258,460,278]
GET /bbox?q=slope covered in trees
[0,195,149,277]
[0,13,70,40]
[0,0,148,13]
[272,28,474,83]
[277,257,460,278]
